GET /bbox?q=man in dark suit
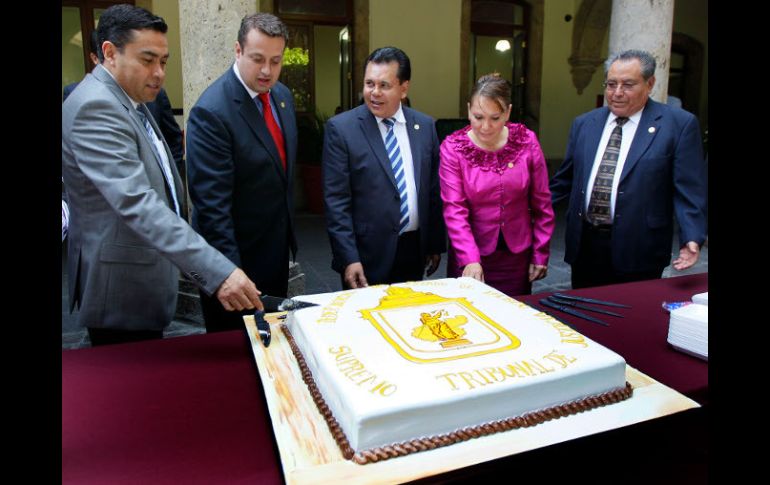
[323,46,445,289]
[63,30,185,173]
[550,49,707,289]
[186,13,297,332]
[62,4,262,346]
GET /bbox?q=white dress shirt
[584,108,644,221]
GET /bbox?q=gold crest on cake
[360,286,521,363]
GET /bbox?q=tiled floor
[62,206,708,349]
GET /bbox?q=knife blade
[254,309,271,347]
[552,292,631,309]
[547,296,624,317]
[539,298,610,327]
[260,295,320,312]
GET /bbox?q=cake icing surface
[285,277,630,462]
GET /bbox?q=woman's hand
[528,264,547,282]
[462,262,484,282]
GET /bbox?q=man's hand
[344,262,369,288]
[462,262,484,282]
[215,268,263,311]
[672,241,700,271]
[425,254,441,277]
[528,264,548,282]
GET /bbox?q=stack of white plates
[667,302,708,361]
[691,292,708,306]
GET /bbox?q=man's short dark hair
[96,4,167,57]
[238,13,289,47]
[365,47,411,83]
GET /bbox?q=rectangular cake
[283,277,630,464]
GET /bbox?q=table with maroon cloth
[519,272,708,405]
[62,274,708,484]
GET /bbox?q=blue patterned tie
[382,118,409,234]
[137,106,180,216]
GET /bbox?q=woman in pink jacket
[439,74,554,296]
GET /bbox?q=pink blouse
[439,123,554,268]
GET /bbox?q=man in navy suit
[550,50,707,289]
[323,47,445,289]
[186,13,297,331]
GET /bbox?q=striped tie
[382,117,409,234]
[137,106,180,216]
[587,116,628,225]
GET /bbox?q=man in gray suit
[62,4,262,346]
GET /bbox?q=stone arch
[568,0,611,94]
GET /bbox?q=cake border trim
[281,324,633,465]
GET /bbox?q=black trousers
[571,221,663,289]
[342,230,423,289]
[87,327,163,346]
[198,292,254,333]
[200,254,290,333]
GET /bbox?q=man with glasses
[550,49,707,288]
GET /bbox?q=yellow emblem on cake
[413,310,470,348]
[360,285,521,363]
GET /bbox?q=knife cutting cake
[283,277,631,464]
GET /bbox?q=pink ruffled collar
[446,122,530,174]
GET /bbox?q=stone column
[608,0,674,102]
[178,0,255,128]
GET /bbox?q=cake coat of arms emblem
[360,285,521,363]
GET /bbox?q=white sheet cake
[284,277,630,463]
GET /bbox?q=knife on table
[539,298,610,327]
[551,292,631,309]
[547,296,624,317]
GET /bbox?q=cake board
[244,314,700,485]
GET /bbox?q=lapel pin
[648,126,655,133]
[280,101,285,108]
[414,124,420,130]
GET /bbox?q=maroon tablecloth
[62,331,283,485]
[62,274,707,483]
[518,273,708,404]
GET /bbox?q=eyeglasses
[603,81,639,93]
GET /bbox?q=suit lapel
[618,99,661,184]
[580,108,609,189]
[229,71,288,185]
[148,113,186,213]
[141,106,185,213]
[93,65,180,211]
[272,87,296,182]
[403,107,422,190]
[359,107,399,191]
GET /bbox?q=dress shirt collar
[607,106,643,127]
[233,62,271,100]
[374,103,406,125]
[102,66,140,109]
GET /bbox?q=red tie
[258,92,286,170]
